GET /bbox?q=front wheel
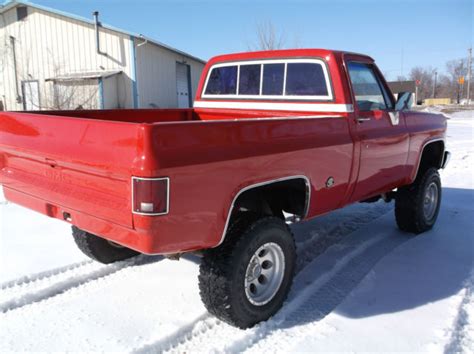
[198,215,296,329]
[395,167,442,234]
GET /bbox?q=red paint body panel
[0,49,447,254]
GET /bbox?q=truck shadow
[277,187,473,329]
[131,188,472,353]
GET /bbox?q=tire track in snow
[133,314,216,354]
[170,232,404,354]
[133,208,395,354]
[241,234,408,353]
[444,271,474,354]
[0,260,93,290]
[294,202,392,272]
[0,202,391,350]
[0,255,162,313]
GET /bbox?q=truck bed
[0,108,353,253]
[30,108,198,123]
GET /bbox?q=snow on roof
[0,0,206,64]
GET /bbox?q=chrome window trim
[214,175,311,247]
[131,176,170,216]
[193,100,353,112]
[202,58,333,101]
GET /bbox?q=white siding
[0,6,134,111]
[53,79,99,110]
[0,4,205,111]
[102,75,119,109]
[0,13,6,110]
[136,42,205,108]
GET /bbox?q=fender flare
[214,175,311,247]
[411,137,445,181]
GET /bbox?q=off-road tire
[72,226,139,264]
[198,214,296,329]
[395,167,442,234]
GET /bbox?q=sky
[10,0,474,80]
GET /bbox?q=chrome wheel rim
[423,182,439,220]
[244,242,285,306]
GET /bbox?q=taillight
[132,177,169,215]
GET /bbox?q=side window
[285,63,328,96]
[347,62,392,111]
[239,64,261,95]
[204,66,238,95]
[262,63,284,95]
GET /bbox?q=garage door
[176,62,191,108]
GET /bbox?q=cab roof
[207,48,374,65]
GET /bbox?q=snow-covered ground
[0,110,473,352]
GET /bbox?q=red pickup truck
[0,49,450,328]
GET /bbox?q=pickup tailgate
[0,112,142,228]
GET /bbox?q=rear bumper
[4,186,159,255]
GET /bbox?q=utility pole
[432,70,438,98]
[467,47,472,104]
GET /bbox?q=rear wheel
[72,226,139,264]
[395,167,442,234]
[198,214,296,329]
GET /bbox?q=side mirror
[395,92,413,111]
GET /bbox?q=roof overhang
[45,70,122,82]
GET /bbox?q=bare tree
[20,53,99,110]
[446,58,468,82]
[0,14,9,74]
[446,58,468,102]
[435,74,453,100]
[0,34,8,73]
[249,20,285,51]
[0,33,7,111]
[409,66,435,102]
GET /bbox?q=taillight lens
[132,177,169,215]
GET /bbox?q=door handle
[357,118,371,123]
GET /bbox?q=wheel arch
[411,138,446,181]
[215,175,311,247]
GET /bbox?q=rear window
[204,65,238,95]
[203,59,332,100]
[262,63,284,95]
[239,64,261,95]
[285,63,328,96]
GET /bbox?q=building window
[17,6,28,21]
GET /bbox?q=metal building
[0,0,205,111]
